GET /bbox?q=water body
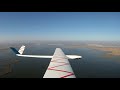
[0,44,120,78]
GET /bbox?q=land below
[65,44,120,56]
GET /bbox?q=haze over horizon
[0,12,120,42]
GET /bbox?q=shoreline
[64,44,120,56]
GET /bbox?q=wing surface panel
[43,48,76,78]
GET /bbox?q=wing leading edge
[43,48,76,78]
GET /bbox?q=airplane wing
[10,45,82,78]
[10,45,82,59]
[43,48,76,78]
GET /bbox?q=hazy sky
[0,12,120,42]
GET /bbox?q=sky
[0,12,120,42]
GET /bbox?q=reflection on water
[0,64,12,76]
[0,60,19,77]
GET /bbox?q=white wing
[10,45,82,59]
[43,48,76,78]
[10,45,82,78]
